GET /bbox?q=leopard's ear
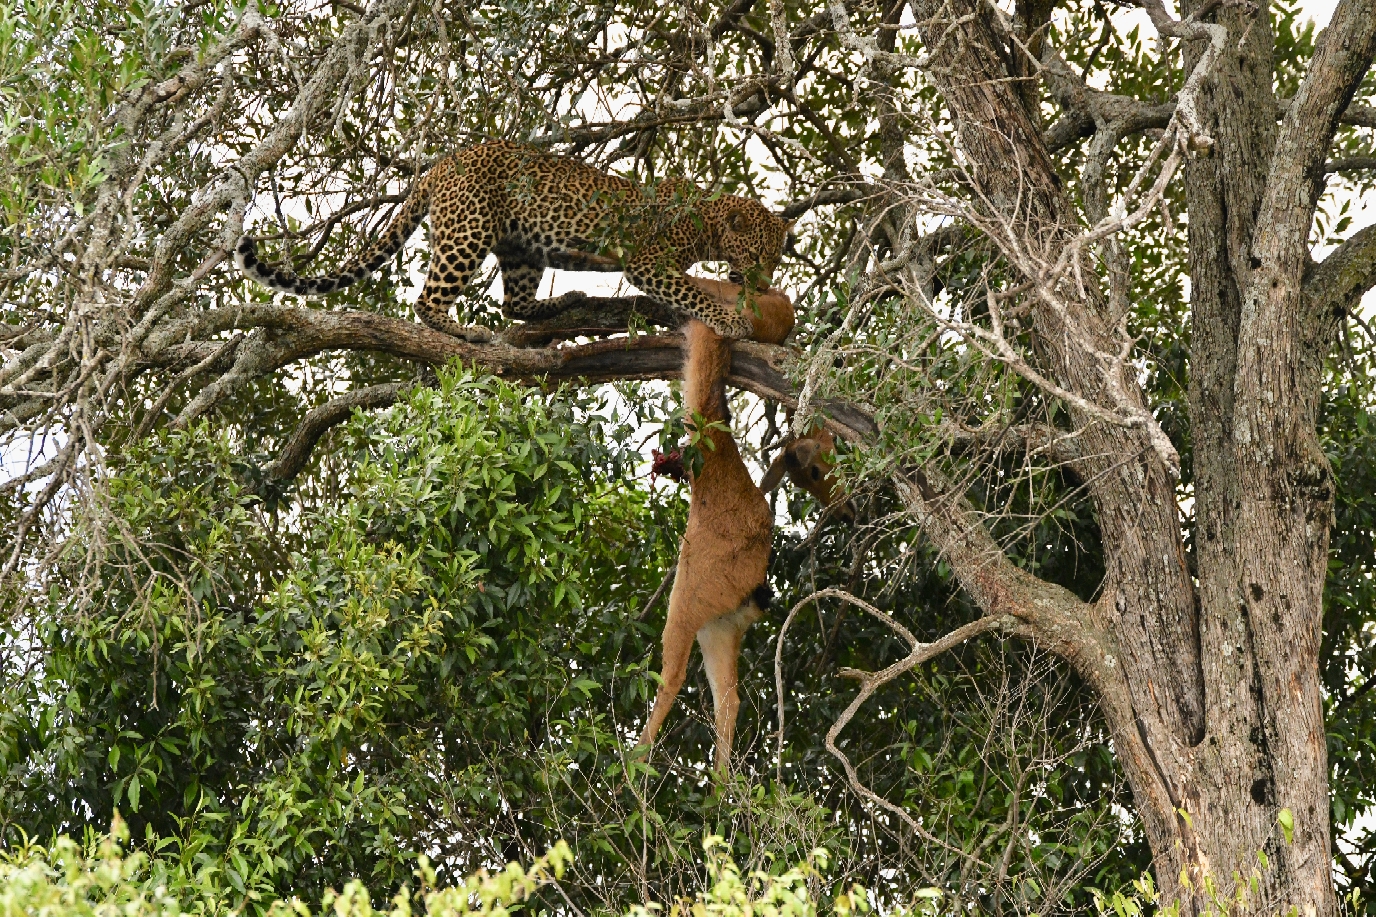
[726,208,747,233]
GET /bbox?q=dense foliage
[0,367,1148,913]
[0,822,882,917]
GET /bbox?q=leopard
[235,139,792,342]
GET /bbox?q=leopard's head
[705,196,791,289]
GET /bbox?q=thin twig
[635,566,676,621]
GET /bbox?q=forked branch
[773,587,1015,852]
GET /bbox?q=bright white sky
[1292,0,1341,25]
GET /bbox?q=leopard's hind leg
[497,263,541,316]
[413,188,498,342]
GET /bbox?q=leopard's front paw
[719,313,754,340]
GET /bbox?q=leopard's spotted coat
[235,140,790,341]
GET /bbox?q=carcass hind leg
[639,604,695,753]
[697,603,760,774]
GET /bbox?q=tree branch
[263,382,408,481]
[1279,97,1376,129]
[1325,155,1376,174]
[89,300,875,482]
[891,465,1107,666]
[1034,56,1376,156]
[1272,0,1376,192]
[1304,223,1376,318]
[780,185,879,220]
[1248,0,1376,347]
[1039,44,1176,151]
[944,420,1088,468]
[496,294,679,347]
[774,587,1018,855]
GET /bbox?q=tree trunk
[902,0,1376,910]
[4,0,1374,907]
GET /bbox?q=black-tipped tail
[234,235,359,298]
[236,181,430,299]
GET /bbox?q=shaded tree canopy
[2,0,1376,914]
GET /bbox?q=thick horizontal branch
[1325,155,1376,173]
[131,301,880,479]
[1305,222,1376,318]
[497,294,678,347]
[152,303,876,429]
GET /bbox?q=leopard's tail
[235,179,432,297]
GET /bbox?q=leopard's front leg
[624,256,754,340]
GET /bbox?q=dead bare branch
[778,588,1012,848]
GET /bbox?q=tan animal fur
[640,318,772,772]
[638,279,795,772]
[685,278,848,522]
[683,276,794,345]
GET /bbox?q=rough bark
[906,0,1208,900]
[902,0,1376,911]
[1220,0,1376,908]
[1179,0,1290,905]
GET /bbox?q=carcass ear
[790,439,820,467]
[760,453,788,494]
